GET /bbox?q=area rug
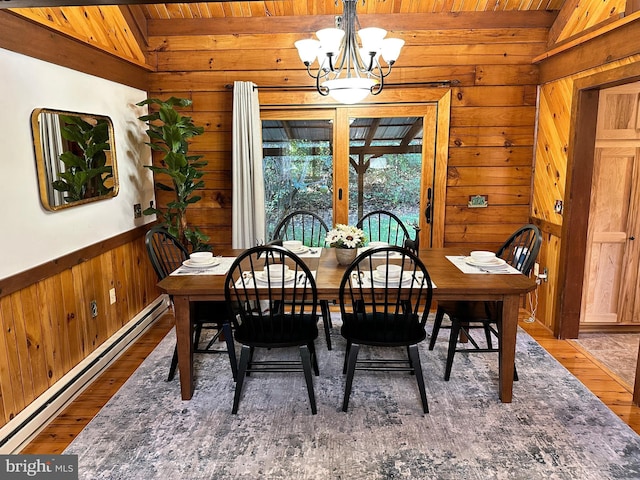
[570,333,639,390]
[64,316,640,480]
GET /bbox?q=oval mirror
[31,108,119,211]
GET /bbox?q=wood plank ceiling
[8,0,566,67]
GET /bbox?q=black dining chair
[428,224,543,380]
[357,210,419,252]
[339,245,434,413]
[271,209,334,350]
[225,245,320,414]
[145,226,237,382]
[272,209,330,248]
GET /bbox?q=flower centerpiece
[325,224,366,265]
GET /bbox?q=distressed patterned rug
[64,317,640,480]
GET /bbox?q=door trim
[556,62,640,338]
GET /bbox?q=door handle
[425,204,432,224]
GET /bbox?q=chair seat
[340,313,426,346]
[235,314,319,346]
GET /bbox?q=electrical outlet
[109,288,116,305]
[554,200,563,214]
[133,203,142,218]
[90,300,98,318]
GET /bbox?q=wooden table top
[157,247,537,302]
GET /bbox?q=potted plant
[325,224,366,265]
[137,97,210,251]
[52,115,113,203]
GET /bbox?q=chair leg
[232,345,251,414]
[246,346,255,376]
[342,343,360,412]
[408,344,428,414]
[308,341,320,376]
[406,346,414,374]
[429,306,446,350]
[444,318,462,381]
[193,322,203,350]
[167,345,179,382]
[320,300,332,350]
[343,340,352,374]
[222,323,238,381]
[483,322,494,349]
[299,346,317,415]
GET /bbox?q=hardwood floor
[20,310,640,454]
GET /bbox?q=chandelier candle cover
[294,0,404,104]
[326,224,366,266]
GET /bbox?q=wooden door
[581,146,640,325]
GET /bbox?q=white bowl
[369,241,389,249]
[470,250,496,263]
[283,240,303,251]
[376,264,402,278]
[264,265,289,278]
[189,252,213,263]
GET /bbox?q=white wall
[0,48,155,280]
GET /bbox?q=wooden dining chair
[428,224,543,380]
[338,245,434,413]
[356,210,419,252]
[271,209,333,350]
[145,226,237,382]
[225,245,320,414]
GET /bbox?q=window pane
[347,116,422,230]
[262,119,333,240]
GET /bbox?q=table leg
[499,294,519,403]
[173,295,194,400]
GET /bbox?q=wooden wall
[531,6,640,333]
[146,11,554,251]
[0,230,160,428]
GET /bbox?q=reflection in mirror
[31,108,119,211]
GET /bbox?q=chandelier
[294,0,404,104]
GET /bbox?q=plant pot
[335,247,357,266]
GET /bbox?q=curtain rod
[223,80,459,91]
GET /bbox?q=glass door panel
[347,116,423,240]
[262,116,334,240]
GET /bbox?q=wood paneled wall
[146,11,551,251]
[0,232,160,428]
[531,5,640,332]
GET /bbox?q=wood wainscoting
[0,226,161,431]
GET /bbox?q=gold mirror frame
[31,108,119,211]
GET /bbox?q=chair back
[271,209,329,247]
[145,226,188,280]
[496,224,542,275]
[357,210,412,248]
[339,246,433,346]
[225,245,319,347]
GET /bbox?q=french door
[261,100,450,248]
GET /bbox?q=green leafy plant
[137,97,210,251]
[52,115,113,202]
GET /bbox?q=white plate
[288,247,309,254]
[254,270,296,284]
[464,256,507,268]
[371,271,413,285]
[182,258,220,269]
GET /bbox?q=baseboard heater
[0,295,170,454]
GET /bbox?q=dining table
[157,247,537,403]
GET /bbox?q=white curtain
[40,112,66,206]
[232,81,266,248]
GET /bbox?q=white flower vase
[335,248,357,266]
